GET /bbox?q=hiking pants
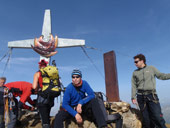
[7,98,18,128]
[7,109,17,128]
[37,94,54,127]
[0,105,17,128]
[137,94,166,128]
[53,98,108,128]
[0,115,4,128]
[38,104,52,126]
[0,105,5,128]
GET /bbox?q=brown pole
[103,50,120,102]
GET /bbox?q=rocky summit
[15,101,144,128]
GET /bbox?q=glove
[32,99,37,107]
[18,101,24,109]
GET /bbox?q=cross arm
[58,38,85,48]
[8,38,85,48]
[8,39,34,48]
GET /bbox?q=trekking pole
[59,77,66,92]
[58,77,64,110]
[4,88,10,124]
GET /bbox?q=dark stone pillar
[103,50,120,102]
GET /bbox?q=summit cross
[8,9,85,63]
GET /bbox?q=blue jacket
[62,80,95,117]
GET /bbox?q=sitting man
[54,69,122,128]
[4,81,36,128]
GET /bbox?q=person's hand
[30,107,35,111]
[132,99,137,104]
[75,113,83,124]
[76,104,82,114]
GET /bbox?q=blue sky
[1,0,170,112]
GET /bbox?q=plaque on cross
[8,9,85,64]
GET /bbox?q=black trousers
[38,104,52,125]
[53,98,107,128]
[0,105,5,128]
[137,94,167,128]
[37,95,54,126]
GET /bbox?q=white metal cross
[8,9,85,63]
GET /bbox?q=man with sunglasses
[54,69,108,128]
[131,54,169,128]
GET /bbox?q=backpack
[39,65,61,98]
[95,92,108,121]
[95,92,122,124]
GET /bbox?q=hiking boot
[16,120,22,126]
[43,124,50,128]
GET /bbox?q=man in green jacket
[131,54,169,128]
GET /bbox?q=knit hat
[71,69,82,78]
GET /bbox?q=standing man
[131,54,168,128]
[0,77,7,128]
[54,69,111,128]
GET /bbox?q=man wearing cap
[54,69,108,128]
[33,59,54,128]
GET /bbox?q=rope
[2,48,12,76]
[84,45,170,70]
[84,45,133,58]
[0,49,11,62]
[81,46,104,79]
[83,46,103,52]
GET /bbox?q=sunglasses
[134,60,140,64]
[72,76,80,79]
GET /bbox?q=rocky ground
[14,102,170,128]
[14,102,140,128]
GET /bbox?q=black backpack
[95,92,122,124]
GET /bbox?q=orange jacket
[5,81,34,110]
